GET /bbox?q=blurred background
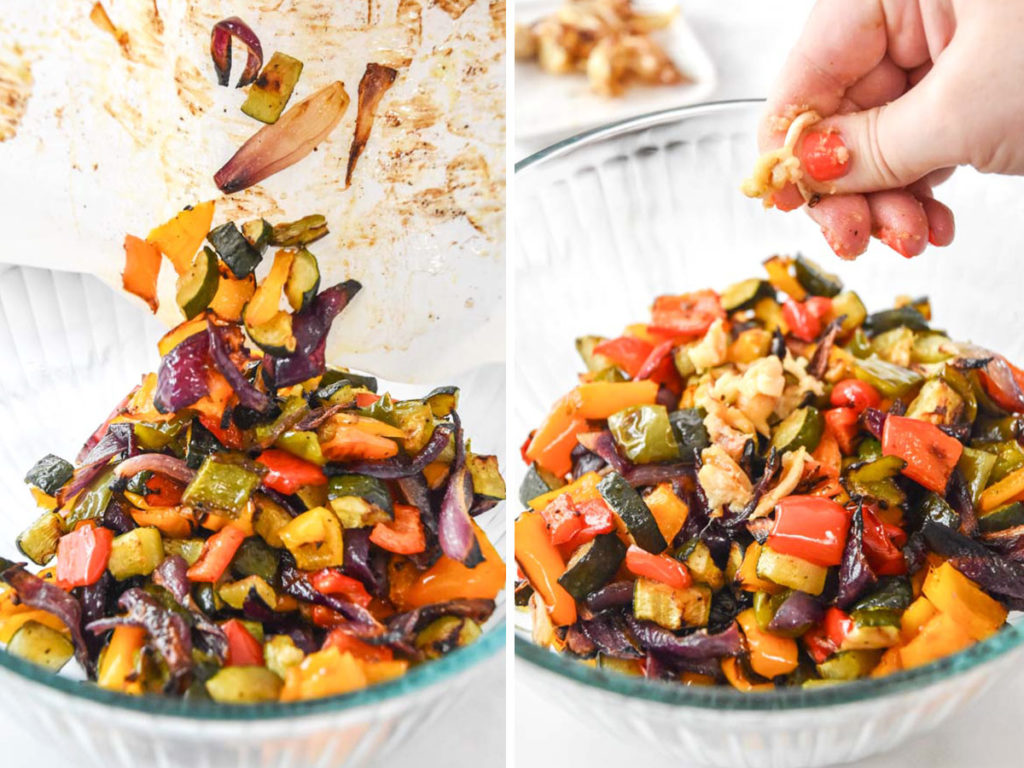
[514,2,1024,766]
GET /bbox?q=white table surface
[513,2,1024,767]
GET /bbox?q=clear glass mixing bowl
[513,99,1024,768]
[0,264,505,768]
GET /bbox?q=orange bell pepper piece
[129,506,195,539]
[735,541,784,594]
[209,270,256,323]
[157,315,209,357]
[121,234,162,312]
[146,200,215,275]
[736,608,799,678]
[922,562,1007,641]
[404,523,505,608]
[527,471,602,511]
[370,504,427,555]
[978,465,1024,513]
[643,483,689,545]
[319,426,399,461]
[720,656,774,692]
[97,625,146,694]
[525,393,584,478]
[899,612,973,670]
[900,595,938,643]
[570,380,659,419]
[280,647,368,701]
[514,512,577,626]
[322,629,394,663]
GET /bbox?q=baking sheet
[0,0,505,383]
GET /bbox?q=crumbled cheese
[751,447,808,519]
[698,444,753,515]
[689,318,729,373]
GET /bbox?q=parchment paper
[0,0,505,382]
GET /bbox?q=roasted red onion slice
[208,321,272,412]
[115,454,195,485]
[154,330,211,414]
[210,17,263,88]
[439,412,484,568]
[346,64,398,188]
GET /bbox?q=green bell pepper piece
[958,447,997,506]
[64,466,116,527]
[134,419,186,452]
[275,430,326,466]
[608,404,680,464]
[182,457,261,514]
[852,357,923,398]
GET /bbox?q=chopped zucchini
[205,666,282,704]
[424,385,459,417]
[633,577,711,630]
[852,357,923,398]
[392,400,436,453]
[162,537,206,566]
[816,649,882,680]
[519,462,565,507]
[467,453,506,500]
[918,492,960,529]
[207,223,263,279]
[669,408,709,459]
[415,616,482,659]
[906,379,964,426]
[598,472,667,553]
[230,537,280,582]
[270,215,329,247]
[327,474,393,516]
[219,575,280,611]
[264,634,305,679]
[841,612,901,650]
[240,51,304,124]
[241,218,272,254]
[284,248,320,311]
[108,527,165,579]
[772,406,823,454]
[852,577,912,613]
[794,254,842,297]
[176,247,220,320]
[6,620,74,671]
[329,496,391,528]
[16,511,64,565]
[721,278,773,311]
[912,333,955,364]
[845,455,907,508]
[675,540,725,590]
[979,501,1024,533]
[557,533,626,601]
[24,454,74,495]
[246,311,297,356]
[756,545,827,595]
[830,291,867,334]
[863,306,929,336]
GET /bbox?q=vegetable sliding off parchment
[0,203,505,704]
[516,253,1024,690]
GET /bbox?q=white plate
[514,0,716,142]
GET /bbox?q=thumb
[796,77,962,195]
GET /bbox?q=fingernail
[800,131,850,182]
[927,228,941,246]
[771,192,803,212]
[877,229,912,258]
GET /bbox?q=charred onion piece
[345,64,398,188]
[215,82,350,194]
[210,16,264,88]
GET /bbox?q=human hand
[758,0,1024,259]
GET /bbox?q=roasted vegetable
[241,52,304,124]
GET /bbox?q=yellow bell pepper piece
[736,608,799,679]
[922,562,1007,641]
[900,595,938,644]
[146,200,215,276]
[643,483,689,544]
[280,648,368,701]
[899,612,973,670]
[978,465,1024,513]
[870,646,903,678]
[362,659,410,685]
[0,610,69,643]
[527,471,602,512]
[279,506,344,570]
[570,381,659,419]
[97,626,147,694]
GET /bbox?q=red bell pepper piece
[830,378,881,414]
[634,339,682,391]
[625,546,691,589]
[370,504,427,555]
[56,525,114,589]
[223,618,263,666]
[782,299,822,342]
[186,525,247,583]
[540,495,584,547]
[825,406,861,455]
[650,290,725,337]
[593,336,653,379]
[257,448,328,495]
[804,296,833,321]
[802,622,837,664]
[355,392,381,407]
[882,415,964,494]
[766,495,851,567]
[310,568,373,608]
[322,629,394,662]
[978,355,1024,412]
[144,473,184,506]
[198,413,244,450]
[861,507,907,576]
[563,498,616,549]
[823,606,854,649]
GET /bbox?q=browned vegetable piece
[241,52,304,124]
[345,64,398,188]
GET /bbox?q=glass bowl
[0,264,505,768]
[512,99,1024,768]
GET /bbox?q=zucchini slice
[519,462,565,507]
[467,453,506,500]
[598,472,667,553]
[207,222,263,278]
[424,385,459,417]
[176,247,220,320]
[633,577,711,630]
[557,533,626,601]
[756,545,827,595]
[327,474,394,516]
[108,527,165,580]
[816,649,882,680]
[862,306,930,336]
[206,666,283,704]
[575,335,611,372]
[270,214,329,247]
[794,254,842,297]
[319,368,379,395]
[7,620,74,671]
[284,248,321,311]
[246,311,297,356]
[721,278,773,312]
[24,454,74,495]
[979,501,1024,533]
[830,291,867,334]
[16,511,64,566]
[771,406,823,454]
[669,408,709,459]
[241,218,272,254]
[240,52,304,124]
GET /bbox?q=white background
[513,1,1024,767]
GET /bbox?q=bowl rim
[0,617,504,720]
[512,97,1024,710]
